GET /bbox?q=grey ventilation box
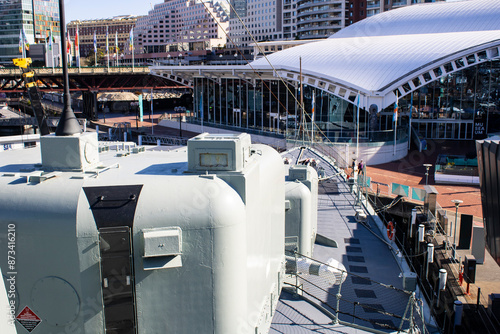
[187,133,251,172]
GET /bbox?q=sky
[65,0,157,22]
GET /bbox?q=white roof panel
[333,0,500,39]
[250,30,500,92]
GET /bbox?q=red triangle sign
[16,306,41,332]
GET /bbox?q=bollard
[410,208,417,237]
[418,224,425,243]
[417,224,425,254]
[428,243,435,263]
[157,139,161,147]
[426,243,434,280]
[438,269,447,291]
[437,268,447,308]
[108,128,112,139]
[454,300,463,328]
[124,132,127,142]
[138,135,142,146]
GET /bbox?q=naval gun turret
[0,132,286,333]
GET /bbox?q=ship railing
[284,250,429,334]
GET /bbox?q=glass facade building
[153,0,500,166]
[0,0,59,65]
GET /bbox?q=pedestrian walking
[358,160,364,176]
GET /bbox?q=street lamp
[451,199,463,260]
[423,163,432,185]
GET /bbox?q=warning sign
[16,306,41,332]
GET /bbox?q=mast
[55,0,81,136]
[300,57,304,143]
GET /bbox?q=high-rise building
[229,0,446,48]
[228,0,348,47]
[295,0,347,39]
[67,16,139,61]
[0,0,60,65]
[228,0,282,48]
[135,0,229,55]
[347,0,367,26]
[365,0,444,18]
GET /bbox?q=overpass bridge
[0,66,187,93]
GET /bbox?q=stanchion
[437,268,447,308]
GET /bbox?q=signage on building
[474,119,487,139]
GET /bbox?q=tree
[86,48,105,66]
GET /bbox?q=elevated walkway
[272,147,432,333]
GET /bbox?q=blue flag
[93,31,97,53]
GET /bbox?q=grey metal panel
[495,143,500,264]
[489,142,500,263]
[476,140,500,264]
[476,140,489,228]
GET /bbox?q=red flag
[75,26,79,53]
[67,31,72,55]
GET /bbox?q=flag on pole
[393,96,398,123]
[75,26,80,65]
[115,31,118,54]
[93,31,97,53]
[75,27,79,53]
[66,31,72,54]
[22,28,29,51]
[129,27,133,51]
[19,30,22,53]
[311,92,315,121]
[48,26,53,51]
[105,26,109,53]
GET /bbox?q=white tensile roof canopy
[152,0,500,110]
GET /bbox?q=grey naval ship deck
[0,136,428,334]
[271,147,427,334]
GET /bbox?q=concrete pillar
[93,91,98,121]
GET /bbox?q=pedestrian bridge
[0,66,185,92]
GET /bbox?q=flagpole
[311,89,315,145]
[93,31,97,67]
[116,32,119,67]
[130,28,134,71]
[409,92,413,150]
[106,26,109,71]
[77,25,80,71]
[356,92,360,160]
[150,88,154,135]
[22,29,25,58]
[394,91,398,156]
